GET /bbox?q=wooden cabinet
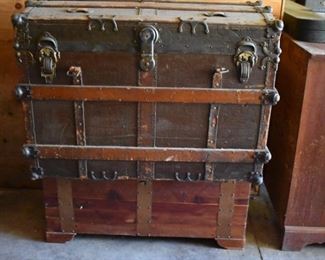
[265,33,325,251]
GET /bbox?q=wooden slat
[74,208,137,225]
[149,223,246,238]
[45,216,62,232]
[152,203,247,225]
[72,180,138,200]
[26,1,257,11]
[32,144,261,163]
[153,181,250,202]
[57,178,75,233]
[24,85,265,104]
[25,0,284,17]
[75,223,137,235]
[216,181,236,238]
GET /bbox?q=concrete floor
[0,186,324,260]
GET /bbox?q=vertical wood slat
[136,181,153,236]
[216,181,236,239]
[136,65,157,235]
[57,178,75,233]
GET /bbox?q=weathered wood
[216,238,245,250]
[22,84,266,104]
[46,232,76,243]
[43,178,250,245]
[16,0,280,248]
[24,1,259,12]
[31,144,262,163]
[57,179,75,233]
[25,0,284,18]
[282,226,325,251]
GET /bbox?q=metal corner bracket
[31,167,44,180]
[255,149,272,164]
[249,171,263,186]
[22,146,38,159]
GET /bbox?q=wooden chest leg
[215,238,245,250]
[43,178,76,243]
[282,226,325,251]
[214,182,249,250]
[46,232,76,243]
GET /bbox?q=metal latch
[234,37,258,83]
[139,25,159,72]
[37,32,60,84]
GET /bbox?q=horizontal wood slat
[26,1,257,11]
[21,85,265,104]
[30,144,263,163]
[25,0,284,18]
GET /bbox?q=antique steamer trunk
[13,0,283,249]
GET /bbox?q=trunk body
[13,0,282,248]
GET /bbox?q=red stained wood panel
[43,178,249,241]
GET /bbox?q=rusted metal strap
[205,68,228,181]
[22,100,36,144]
[19,84,267,105]
[136,181,152,236]
[28,144,264,163]
[68,66,88,179]
[216,181,236,239]
[22,100,44,180]
[57,178,75,233]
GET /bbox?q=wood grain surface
[43,178,251,247]
[265,33,325,251]
[0,0,35,188]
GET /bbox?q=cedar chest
[12,0,283,249]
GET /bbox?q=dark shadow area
[78,234,219,249]
[0,189,45,241]
[248,184,283,250]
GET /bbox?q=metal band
[68,66,88,179]
[19,84,266,105]
[216,181,236,239]
[57,178,75,233]
[22,99,42,180]
[22,100,36,144]
[136,181,152,236]
[205,68,228,181]
[26,144,264,163]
